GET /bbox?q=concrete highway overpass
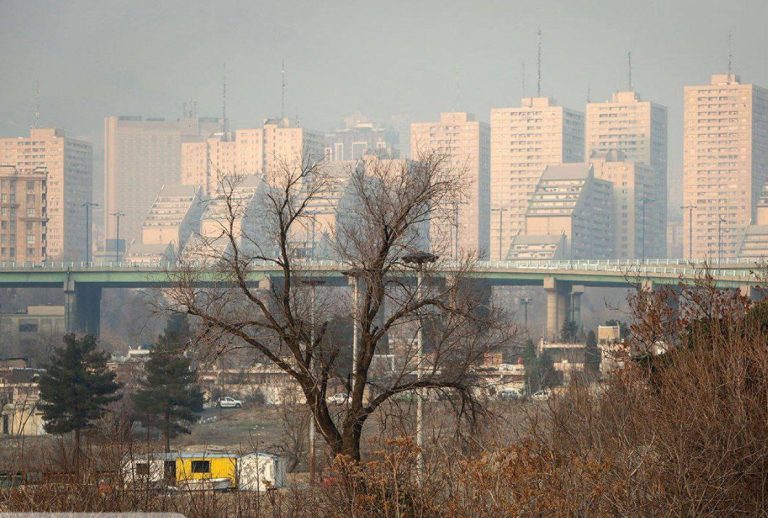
[0,259,763,338]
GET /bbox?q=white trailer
[122,453,177,488]
[237,453,286,490]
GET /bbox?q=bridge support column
[544,277,570,341]
[570,285,585,331]
[64,279,102,336]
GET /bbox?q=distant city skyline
[2,0,768,216]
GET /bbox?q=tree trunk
[74,428,81,479]
[164,410,171,453]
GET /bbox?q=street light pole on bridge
[81,202,98,264]
[110,211,125,263]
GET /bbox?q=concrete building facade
[180,119,324,194]
[586,91,668,257]
[683,74,768,260]
[0,165,47,263]
[590,150,662,260]
[411,112,491,259]
[104,115,222,249]
[524,163,613,260]
[0,128,92,261]
[490,98,584,260]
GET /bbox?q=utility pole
[680,205,696,260]
[640,198,654,263]
[718,216,726,264]
[491,208,509,261]
[110,211,125,263]
[343,270,362,397]
[402,251,438,484]
[81,202,98,264]
[520,297,532,333]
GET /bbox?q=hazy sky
[2,0,767,212]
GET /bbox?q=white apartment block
[104,115,222,248]
[0,128,92,261]
[410,112,490,259]
[683,74,768,260]
[586,91,668,258]
[490,98,584,260]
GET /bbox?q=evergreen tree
[561,319,579,343]
[133,314,204,452]
[585,330,601,378]
[38,334,122,471]
[522,339,539,394]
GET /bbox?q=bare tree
[168,153,513,460]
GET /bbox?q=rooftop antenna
[33,80,40,129]
[454,65,461,111]
[627,51,633,91]
[222,62,228,134]
[587,86,591,103]
[281,60,286,120]
[727,30,733,79]
[536,28,542,97]
[521,62,526,98]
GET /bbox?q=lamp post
[718,216,726,265]
[302,278,325,485]
[640,198,654,264]
[110,211,125,263]
[520,296,532,332]
[491,208,509,261]
[680,204,697,261]
[81,202,98,264]
[402,250,437,484]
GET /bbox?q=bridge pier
[64,279,101,336]
[571,285,585,331]
[544,277,570,340]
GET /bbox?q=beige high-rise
[104,115,222,249]
[683,74,768,260]
[181,118,324,194]
[410,112,490,259]
[0,165,47,263]
[586,91,668,258]
[490,98,584,260]
[0,128,92,261]
[590,150,661,260]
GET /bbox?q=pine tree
[38,334,122,472]
[133,314,204,452]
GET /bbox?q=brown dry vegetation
[4,274,768,516]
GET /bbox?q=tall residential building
[590,150,662,259]
[0,128,92,261]
[325,116,399,161]
[0,165,47,263]
[104,115,222,249]
[523,163,613,260]
[586,91,668,257]
[181,119,324,194]
[683,74,768,260]
[490,98,584,260]
[410,112,490,259]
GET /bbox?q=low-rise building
[0,367,45,436]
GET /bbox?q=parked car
[497,388,523,400]
[217,397,243,408]
[327,393,349,405]
[531,389,552,401]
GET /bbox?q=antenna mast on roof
[454,65,461,111]
[222,62,228,134]
[536,28,542,97]
[33,81,40,129]
[587,86,591,103]
[727,30,733,80]
[627,51,633,91]
[281,60,286,120]
[521,62,526,98]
